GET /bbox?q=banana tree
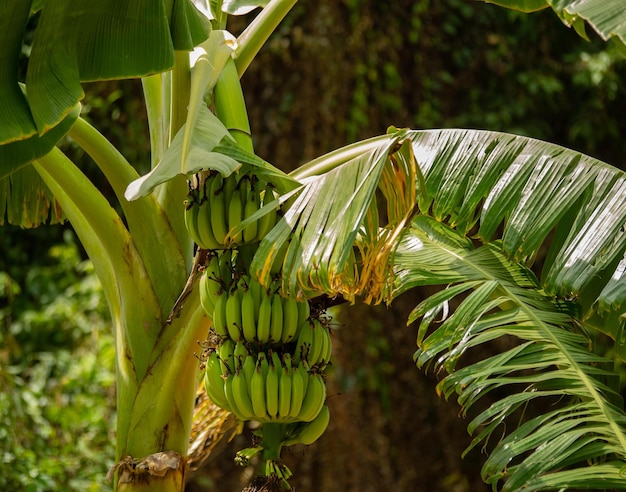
[2,0,626,491]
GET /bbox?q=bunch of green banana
[210,274,311,345]
[185,172,279,250]
[204,347,327,424]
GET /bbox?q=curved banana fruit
[280,297,299,343]
[241,287,257,342]
[256,183,277,241]
[269,293,283,343]
[232,368,255,420]
[223,373,244,420]
[242,181,259,243]
[196,195,221,250]
[242,353,256,387]
[218,338,235,375]
[184,196,201,246]
[288,361,305,419]
[209,173,228,246]
[256,292,272,343]
[225,288,243,341]
[204,349,231,411]
[250,354,267,419]
[199,270,216,317]
[265,352,280,418]
[298,372,326,422]
[212,291,229,338]
[283,405,330,446]
[278,353,293,418]
[294,320,313,364]
[227,187,243,244]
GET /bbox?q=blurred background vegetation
[3,0,626,490]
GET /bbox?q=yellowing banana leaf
[250,133,413,303]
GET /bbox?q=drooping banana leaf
[392,219,626,491]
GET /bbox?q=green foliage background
[2,1,626,490]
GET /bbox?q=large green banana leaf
[0,0,210,226]
[268,127,626,490]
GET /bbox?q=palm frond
[405,129,626,355]
[393,220,626,490]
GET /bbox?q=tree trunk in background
[187,0,626,490]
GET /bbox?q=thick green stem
[156,52,195,271]
[214,57,254,153]
[233,0,298,77]
[33,149,167,477]
[68,117,187,314]
[261,423,284,462]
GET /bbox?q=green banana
[256,292,272,343]
[223,172,238,210]
[204,349,231,411]
[218,248,233,284]
[298,372,326,422]
[297,361,310,399]
[242,181,259,243]
[199,270,216,317]
[232,367,255,420]
[249,277,263,315]
[218,338,235,375]
[294,320,313,364]
[283,405,330,446]
[184,195,201,246]
[240,287,257,342]
[265,351,280,418]
[203,253,223,306]
[212,291,229,338]
[197,196,221,250]
[242,353,256,388]
[224,373,244,420]
[256,183,277,241]
[288,360,305,419]
[278,353,293,418]
[269,293,283,343]
[319,323,332,364]
[250,354,267,419]
[233,341,248,371]
[209,173,228,245]
[308,319,325,365]
[225,288,243,341]
[297,299,310,326]
[227,187,243,244]
[280,297,299,343]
